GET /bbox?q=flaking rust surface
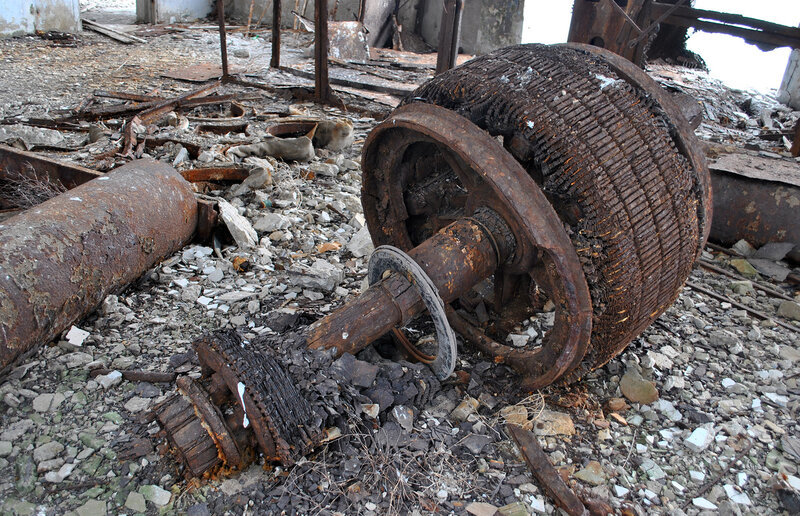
[0,159,197,372]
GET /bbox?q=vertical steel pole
[435,0,463,75]
[217,0,230,78]
[271,0,281,68]
[314,0,330,102]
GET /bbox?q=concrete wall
[137,0,213,24]
[778,48,800,110]
[1,0,81,37]
[230,0,361,27]
[412,0,525,55]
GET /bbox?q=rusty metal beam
[435,0,464,75]
[507,424,587,516]
[651,2,800,48]
[271,0,281,68]
[314,0,332,103]
[0,159,198,376]
[217,0,230,78]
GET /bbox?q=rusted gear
[362,43,709,385]
[193,331,322,465]
[155,330,322,478]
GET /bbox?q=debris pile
[0,21,798,516]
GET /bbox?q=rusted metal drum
[362,43,710,386]
[0,159,197,374]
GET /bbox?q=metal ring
[367,245,457,380]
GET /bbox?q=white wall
[137,0,213,24]
[1,0,81,36]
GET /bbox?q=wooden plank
[81,18,146,44]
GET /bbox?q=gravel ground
[0,26,799,516]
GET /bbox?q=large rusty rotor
[361,43,710,385]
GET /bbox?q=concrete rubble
[0,4,798,516]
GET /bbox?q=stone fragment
[0,441,12,457]
[124,396,151,413]
[33,441,64,463]
[731,239,755,257]
[45,462,75,483]
[730,280,753,295]
[218,199,257,249]
[65,325,90,346]
[32,392,64,412]
[289,259,344,292]
[461,434,492,454]
[532,409,575,436]
[778,301,800,321]
[125,491,147,513]
[450,396,479,422]
[686,425,715,452]
[692,497,718,510]
[347,226,374,258]
[724,484,752,505]
[620,367,659,404]
[749,258,790,281]
[1,419,33,441]
[640,458,666,480]
[253,212,291,233]
[76,499,107,516]
[574,461,607,485]
[729,259,758,278]
[96,370,123,389]
[466,502,499,516]
[139,484,172,507]
[391,405,414,432]
[62,351,93,368]
[753,242,794,261]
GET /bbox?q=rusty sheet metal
[0,144,102,202]
[162,63,243,83]
[0,159,197,375]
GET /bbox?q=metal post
[271,0,281,68]
[435,0,463,75]
[217,0,229,78]
[314,0,330,102]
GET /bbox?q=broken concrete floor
[0,20,799,516]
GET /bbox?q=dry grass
[0,166,66,209]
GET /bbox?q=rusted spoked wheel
[362,43,709,386]
[362,103,593,389]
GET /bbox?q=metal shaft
[0,159,198,374]
[306,212,513,355]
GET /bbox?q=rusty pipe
[0,159,198,374]
[305,211,514,355]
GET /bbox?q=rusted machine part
[708,168,800,253]
[155,330,322,478]
[156,376,251,478]
[360,102,593,388]
[305,212,519,370]
[568,0,652,65]
[377,43,708,384]
[0,159,197,375]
